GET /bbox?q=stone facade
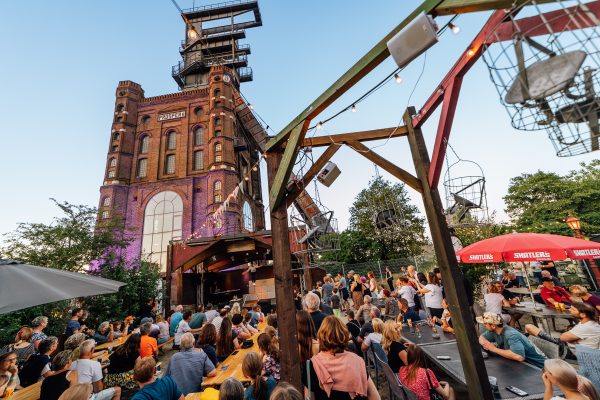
[98,66,265,272]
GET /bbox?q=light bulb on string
[248,103,254,110]
[252,165,258,172]
[351,104,357,113]
[448,22,460,34]
[395,73,403,84]
[316,122,323,130]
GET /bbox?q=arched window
[141,191,183,271]
[113,132,120,141]
[137,158,147,178]
[140,136,149,154]
[214,142,222,162]
[116,104,124,112]
[166,131,176,150]
[165,154,175,174]
[193,126,204,146]
[109,158,117,167]
[213,180,222,203]
[214,89,221,97]
[193,150,203,171]
[111,145,119,152]
[214,117,221,126]
[243,201,254,231]
[103,197,111,207]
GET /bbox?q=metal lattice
[482,0,600,156]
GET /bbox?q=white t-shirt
[205,310,219,322]
[424,284,443,309]
[399,286,417,307]
[484,293,505,315]
[364,332,382,347]
[72,359,103,384]
[568,321,600,350]
[174,320,191,346]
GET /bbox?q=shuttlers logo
[513,251,551,259]
[468,254,494,261]
[573,249,600,257]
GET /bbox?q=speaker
[387,12,438,69]
[317,162,341,187]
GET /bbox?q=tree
[504,160,600,235]
[346,176,426,261]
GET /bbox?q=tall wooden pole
[266,149,302,389]
[404,107,493,400]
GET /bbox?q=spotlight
[187,26,199,40]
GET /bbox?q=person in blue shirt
[397,298,421,324]
[478,312,546,368]
[170,305,184,337]
[65,308,85,338]
[242,352,276,400]
[132,357,184,400]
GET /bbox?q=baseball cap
[476,312,503,325]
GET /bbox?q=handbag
[425,368,444,400]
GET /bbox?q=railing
[171,53,248,76]
[182,0,253,14]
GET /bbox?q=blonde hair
[58,383,93,400]
[16,327,33,344]
[578,376,600,400]
[381,320,401,353]
[544,359,579,391]
[372,318,384,334]
[569,285,588,298]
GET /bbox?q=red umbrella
[456,232,600,263]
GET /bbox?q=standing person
[308,316,380,400]
[399,344,455,400]
[406,265,418,281]
[570,285,600,312]
[40,350,79,400]
[132,358,184,400]
[383,289,400,321]
[398,278,417,309]
[531,262,543,285]
[169,305,184,337]
[31,316,49,351]
[304,292,327,332]
[104,333,141,390]
[197,324,219,368]
[512,263,526,288]
[242,352,276,400]
[412,272,444,319]
[350,274,364,310]
[164,333,216,395]
[337,272,348,312]
[71,340,121,399]
[139,298,156,321]
[367,272,378,297]
[541,359,590,400]
[65,308,86,338]
[19,337,58,387]
[330,288,341,318]
[321,277,334,307]
[540,261,558,278]
[385,267,394,291]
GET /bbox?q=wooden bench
[158,337,174,351]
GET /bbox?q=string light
[248,103,254,110]
[395,73,403,84]
[448,22,460,35]
[351,104,357,113]
[316,122,323,130]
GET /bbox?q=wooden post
[266,149,302,389]
[404,107,494,400]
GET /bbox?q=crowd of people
[1,263,600,400]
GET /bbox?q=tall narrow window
[137,158,147,178]
[113,132,120,141]
[140,136,149,154]
[214,117,221,126]
[214,142,222,162]
[111,145,119,152]
[166,131,176,150]
[103,197,111,207]
[165,154,175,174]
[193,150,203,171]
[109,158,117,167]
[102,210,110,219]
[215,101,221,108]
[116,104,124,112]
[214,130,222,137]
[193,127,204,146]
[108,170,116,178]
[243,201,254,231]
[213,180,222,203]
[214,89,221,97]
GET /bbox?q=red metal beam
[488,0,600,44]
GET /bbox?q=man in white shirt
[210,309,228,334]
[204,303,219,322]
[174,311,202,348]
[72,339,121,400]
[398,277,417,308]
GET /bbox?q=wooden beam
[301,127,407,148]
[286,144,342,205]
[266,149,302,390]
[268,123,308,212]
[346,140,422,193]
[404,107,493,400]
[265,0,444,152]
[434,0,557,16]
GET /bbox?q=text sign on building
[158,110,186,121]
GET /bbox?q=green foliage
[503,160,600,235]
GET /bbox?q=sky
[0,0,598,240]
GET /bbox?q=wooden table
[95,333,131,351]
[201,322,266,387]
[12,382,41,400]
[503,302,573,332]
[400,323,457,347]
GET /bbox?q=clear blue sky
[0,0,597,239]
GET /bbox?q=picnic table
[95,333,132,351]
[503,302,573,332]
[400,323,457,346]
[12,382,41,400]
[201,322,267,387]
[421,341,556,400]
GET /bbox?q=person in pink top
[399,344,455,400]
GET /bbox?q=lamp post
[564,213,599,290]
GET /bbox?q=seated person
[525,302,600,351]
[231,314,251,341]
[40,350,79,400]
[94,322,115,345]
[477,312,546,368]
[346,310,361,339]
[541,270,561,287]
[494,281,523,327]
[105,333,141,390]
[18,337,58,387]
[164,333,216,395]
[140,322,158,359]
[174,311,202,350]
[361,318,383,352]
[396,298,421,324]
[504,272,520,288]
[432,299,454,334]
[132,357,184,400]
[483,283,511,325]
[357,307,381,343]
[540,278,572,306]
[569,285,600,312]
[72,339,121,400]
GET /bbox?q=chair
[576,345,600,388]
[374,353,417,400]
[528,335,565,359]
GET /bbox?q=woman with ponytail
[257,333,280,381]
[242,352,276,400]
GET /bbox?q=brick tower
[97,1,265,272]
